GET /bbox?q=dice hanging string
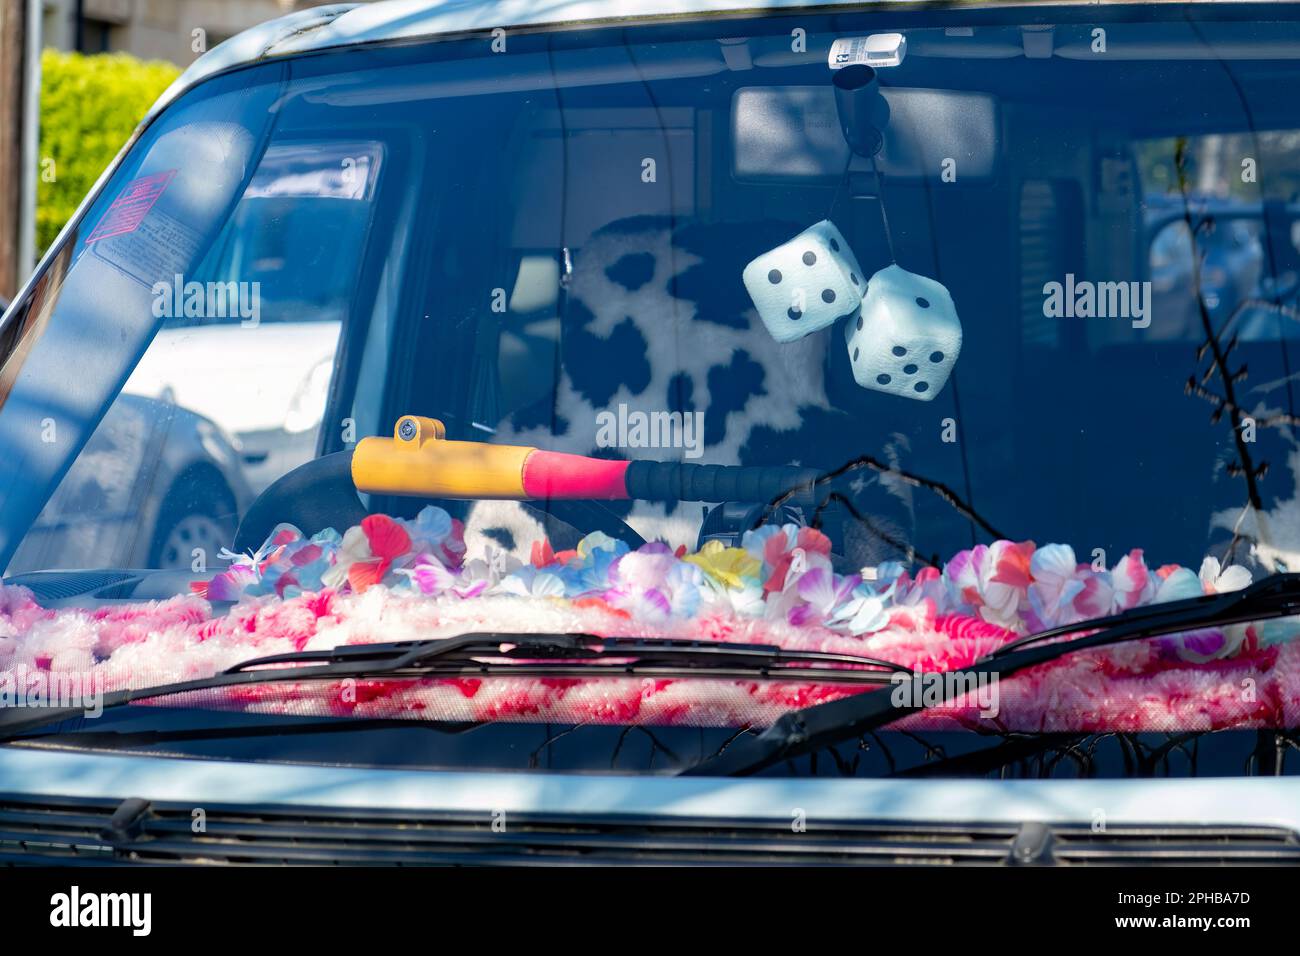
[826,152,896,264]
[825,145,855,223]
[871,154,898,264]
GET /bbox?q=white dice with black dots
[845,264,962,401]
[742,220,866,343]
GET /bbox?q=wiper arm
[682,572,1300,776]
[0,632,907,739]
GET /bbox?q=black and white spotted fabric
[464,216,915,563]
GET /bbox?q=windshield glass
[4,4,1300,776]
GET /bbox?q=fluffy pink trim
[2,583,1296,732]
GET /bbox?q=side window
[6,141,386,575]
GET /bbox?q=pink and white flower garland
[1,506,1297,732]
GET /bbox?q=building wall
[41,0,370,65]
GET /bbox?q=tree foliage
[38,50,180,254]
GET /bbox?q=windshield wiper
[0,633,907,739]
[681,571,1300,776]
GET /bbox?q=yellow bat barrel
[351,416,535,499]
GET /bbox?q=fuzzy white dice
[845,264,962,401]
[743,220,866,343]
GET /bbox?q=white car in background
[122,141,377,493]
[5,393,252,574]
[125,319,340,494]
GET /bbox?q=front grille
[2,795,1297,866]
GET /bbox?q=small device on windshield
[828,33,908,70]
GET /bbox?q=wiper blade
[228,632,909,674]
[0,632,907,738]
[682,572,1300,776]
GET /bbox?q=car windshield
[4,3,1300,777]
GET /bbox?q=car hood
[3,745,1300,836]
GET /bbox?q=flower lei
[195,506,1272,662]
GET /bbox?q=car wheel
[149,474,238,570]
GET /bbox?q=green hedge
[38,50,180,255]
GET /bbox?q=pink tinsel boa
[1,572,1297,732]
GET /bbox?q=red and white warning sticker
[85,169,177,243]
[90,207,203,289]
